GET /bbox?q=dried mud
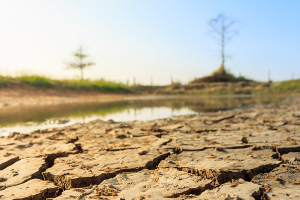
[1,96,300,199]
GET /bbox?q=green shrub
[190,66,253,84]
[0,76,8,86]
[19,75,54,87]
[0,76,15,87]
[59,79,130,93]
[0,75,131,93]
[268,79,300,94]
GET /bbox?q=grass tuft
[268,79,300,94]
[60,79,130,93]
[0,75,131,93]
[0,76,15,86]
[19,75,54,88]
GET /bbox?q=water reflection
[0,95,284,136]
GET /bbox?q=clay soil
[1,94,300,199]
[0,86,137,108]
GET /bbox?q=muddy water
[0,95,284,136]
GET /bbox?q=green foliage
[171,81,182,90]
[61,79,131,93]
[0,76,12,86]
[19,75,54,87]
[191,65,253,83]
[268,79,300,94]
[212,65,226,75]
[0,75,131,93]
[235,75,253,82]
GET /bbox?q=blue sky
[0,0,299,85]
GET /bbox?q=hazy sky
[0,0,299,85]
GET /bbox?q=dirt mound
[191,66,253,83]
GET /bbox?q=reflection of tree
[185,97,282,113]
[0,97,284,126]
[82,115,86,124]
[129,97,283,113]
[151,106,153,117]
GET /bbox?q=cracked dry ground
[1,97,300,199]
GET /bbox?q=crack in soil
[165,162,281,187]
[43,152,171,190]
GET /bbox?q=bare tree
[208,14,238,74]
[66,46,95,80]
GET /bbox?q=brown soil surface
[1,96,300,199]
[0,86,138,108]
[134,81,271,94]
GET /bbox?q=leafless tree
[66,46,95,80]
[208,14,238,74]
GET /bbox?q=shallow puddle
[0,95,284,136]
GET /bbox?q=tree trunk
[220,19,226,75]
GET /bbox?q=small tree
[208,14,238,74]
[66,46,95,80]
